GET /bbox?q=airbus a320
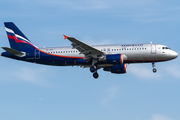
[1,22,178,78]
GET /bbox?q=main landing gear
[90,66,99,79]
[90,59,99,79]
[152,62,157,73]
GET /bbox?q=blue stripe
[6,31,15,36]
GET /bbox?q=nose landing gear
[153,68,157,73]
[152,62,157,73]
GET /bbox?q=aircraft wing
[64,35,104,59]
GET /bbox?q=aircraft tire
[90,66,96,73]
[93,72,99,79]
[153,68,157,73]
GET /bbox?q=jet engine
[99,54,124,64]
[103,64,127,74]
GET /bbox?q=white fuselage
[40,43,178,63]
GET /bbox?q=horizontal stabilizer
[2,47,26,57]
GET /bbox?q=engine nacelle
[103,64,127,74]
[99,54,124,64]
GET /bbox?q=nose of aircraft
[171,51,178,59]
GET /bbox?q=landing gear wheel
[90,66,96,73]
[153,68,157,73]
[152,62,157,73]
[93,72,99,79]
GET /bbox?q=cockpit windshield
[162,47,171,50]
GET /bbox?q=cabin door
[151,44,156,54]
[35,49,40,59]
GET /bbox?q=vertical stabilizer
[4,22,37,51]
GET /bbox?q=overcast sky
[0,0,180,120]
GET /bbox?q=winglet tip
[63,34,68,40]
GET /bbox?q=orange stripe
[124,64,127,73]
[120,54,122,64]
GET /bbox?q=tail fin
[4,22,37,51]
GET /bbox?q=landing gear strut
[152,62,157,73]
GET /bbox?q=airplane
[1,22,178,79]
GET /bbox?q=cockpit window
[162,47,171,49]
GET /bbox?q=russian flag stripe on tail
[4,22,38,51]
[5,22,29,40]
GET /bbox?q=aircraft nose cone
[172,51,178,59]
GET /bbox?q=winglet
[63,34,68,40]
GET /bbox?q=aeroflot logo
[5,27,38,48]
[5,27,30,43]
[121,44,144,47]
